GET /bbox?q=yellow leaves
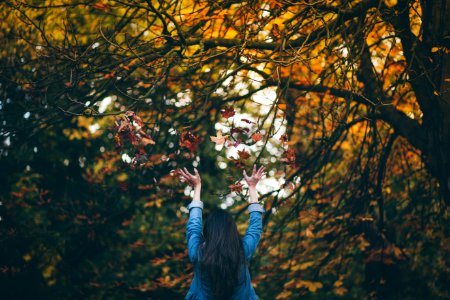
[296,280,323,292]
[340,141,351,151]
[310,57,324,73]
[334,279,348,295]
[291,261,315,271]
[43,265,55,279]
[409,0,422,37]
[42,254,61,287]
[276,290,292,299]
[357,234,371,251]
[23,254,32,262]
[269,247,279,256]
[144,199,162,208]
[431,47,450,53]
[305,226,314,238]
[116,173,128,182]
[383,0,398,8]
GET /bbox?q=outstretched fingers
[257,166,266,178]
[183,167,195,178]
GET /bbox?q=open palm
[243,165,266,187]
[178,167,201,188]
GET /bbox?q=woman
[178,165,266,300]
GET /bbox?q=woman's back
[186,202,265,300]
[179,164,267,300]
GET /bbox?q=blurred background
[0,0,449,299]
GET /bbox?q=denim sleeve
[186,200,204,263]
[242,202,265,260]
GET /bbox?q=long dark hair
[198,208,246,300]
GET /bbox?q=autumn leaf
[179,131,201,153]
[230,156,245,169]
[229,182,244,193]
[103,71,115,78]
[241,118,254,124]
[230,127,249,134]
[210,131,229,145]
[237,149,251,159]
[221,106,235,118]
[280,148,296,166]
[93,2,109,10]
[251,132,263,142]
[296,280,323,292]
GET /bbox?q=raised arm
[243,202,265,260]
[186,199,203,263]
[242,165,266,260]
[178,167,203,263]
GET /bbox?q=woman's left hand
[178,167,201,188]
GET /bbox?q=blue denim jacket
[185,200,265,300]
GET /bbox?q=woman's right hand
[178,167,201,189]
[243,165,266,188]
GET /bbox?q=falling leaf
[241,118,254,124]
[280,148,296,166]
[221,106,235,118]
[210,131,229,145]
[251,132,263,142]
[179,131,201,153]
[230,156,245,169]
[230,127,249,134]
[229,182,244,193]
[237,149,251,159]
[279,134,288,144]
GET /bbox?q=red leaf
[229,182,244,193]
[279,134,288,144]
[230,127,249,134]
[238,149,251,159]
[241,118,255,124]
[230,156,245,169]
[280,148,296,167]
[221,106,235,118]
[179,131,201,153]
[251,132,262,142]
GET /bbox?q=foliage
[1,0,449,299]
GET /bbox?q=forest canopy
[0,0,449,299]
